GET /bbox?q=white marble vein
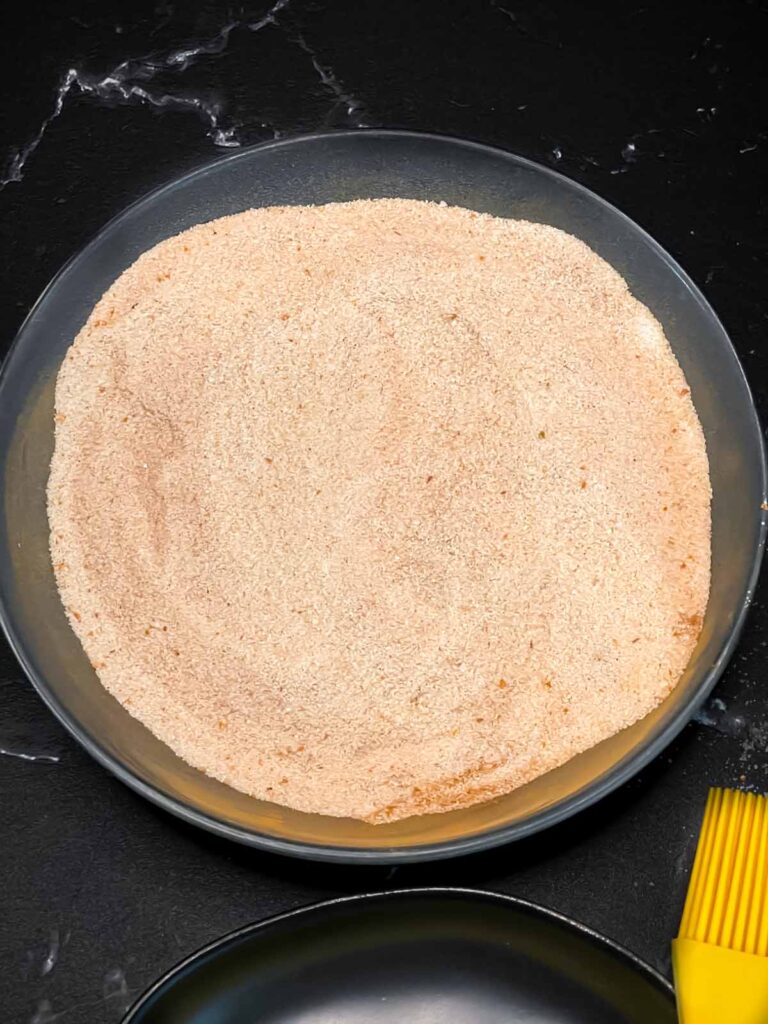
[0,7,286,188]
[2,70,76,186]
[0,746,60,763]
[163,20,239,71]
[293,32,367,124]
[103,967,130,1011]
[41,930,60,977]
[0,0,374,191]
[0,66,233,190]
[249,0,292,33]
[30,998,59,1024]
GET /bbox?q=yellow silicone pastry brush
[673,788,768,1023]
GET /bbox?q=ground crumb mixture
[48,199,711,823]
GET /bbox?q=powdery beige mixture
[48,198,711,823]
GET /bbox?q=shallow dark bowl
[123,889,677,1023]
[0,130,764,862]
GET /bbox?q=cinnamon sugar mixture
[48,199,711,822]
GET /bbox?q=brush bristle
[679,788,768,955]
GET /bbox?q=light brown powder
[48,199,711,823]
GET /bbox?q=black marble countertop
[2,2,767,1021]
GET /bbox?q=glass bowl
[0,130,764,862]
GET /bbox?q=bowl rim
[1,127,765,863]
[121,886,675,1022]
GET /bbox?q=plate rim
[121,885,675,1022]
[1,127,765,863]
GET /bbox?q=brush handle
[673,938,768,1024]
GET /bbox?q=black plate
[0,130,764,862]
[124,888,675,1023]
